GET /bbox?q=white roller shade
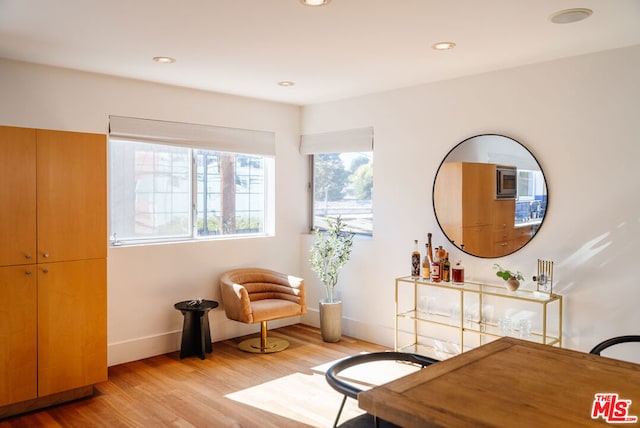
[109,115,275,156]
[300,127,373,154]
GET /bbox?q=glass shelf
[398,310,561,346]
[396,276,561,303]
[395,275,563,358]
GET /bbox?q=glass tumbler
[519,319,532,339]
[498,317,513,336]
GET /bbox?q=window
[301,127,373,235]
[108,116,274,245]
[517,169,545,201]
[195,150,266,236]
[515,169,547,223]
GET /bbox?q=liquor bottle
[427,233,434,265]
[422,243,431,279]
[431,247,441,282]
[411,240,421,277]
[442,252,451,282]
[452,260,465,284]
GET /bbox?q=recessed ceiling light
[549,8,593,24]
[432,42,456,51]
[152,56,176,64]
[277,81,295,87]
[299,0,331,6]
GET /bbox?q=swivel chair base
[238,337,289,353]
[237,320,289,353]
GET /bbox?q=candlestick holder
[533,259,554,294]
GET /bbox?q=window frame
[308,150,373,236]
[301,127,374,237]
[108,139,274,247]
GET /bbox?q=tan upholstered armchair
[219,268,306,353]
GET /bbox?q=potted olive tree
[309,216,355,342]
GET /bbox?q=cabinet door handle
[43,253,49,258]
[42,268,49,274]
[26,254,33,259]
[26,270,32,275]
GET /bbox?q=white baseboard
[108,331,182,366]
[302,308,395,349]
[108,312,391,366]
[108,315,305,366]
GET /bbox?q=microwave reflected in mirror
[432,134,547,258]
[496,165,517,199]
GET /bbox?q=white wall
[300,45,640,360]
[3,44,639,365]
[0,59,306,365]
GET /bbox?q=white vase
[319,300,342,342]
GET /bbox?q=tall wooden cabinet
[0,126,107,416]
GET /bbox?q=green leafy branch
[309,216,355,303]
[493,263,524,281]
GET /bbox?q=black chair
[589,335,640,356]
[325,351,439,428]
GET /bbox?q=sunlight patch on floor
[225,358,421,427]
[312,358,421,387]
[225,371,363,427]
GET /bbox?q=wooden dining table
[358,337,640,427]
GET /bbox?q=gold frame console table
[395,276,562,359]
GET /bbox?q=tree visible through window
[312,152,373,235]
[109,139,270,245]
[196,151,265,236]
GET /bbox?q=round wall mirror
[433,134,547,258]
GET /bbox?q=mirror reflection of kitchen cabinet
[433,134,547,258]
[433,162,486,244]
[434,161,522,258]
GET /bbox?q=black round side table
[174,299,219,359]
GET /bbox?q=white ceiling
[1,0,639,106]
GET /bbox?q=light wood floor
[0,324,390,428]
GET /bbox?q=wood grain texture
[0,126,37,266]
[37,259,108,396]
[35,129,106,263]
[0,324,389,427]
[0,266,38,406]
[1,126,107,418]
[360,337,640,427]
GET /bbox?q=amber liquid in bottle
[422,243,431,279]
[431,250,441,282]
[443,252,451,282]
[452,260,465,284]
[411,240,421,277]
